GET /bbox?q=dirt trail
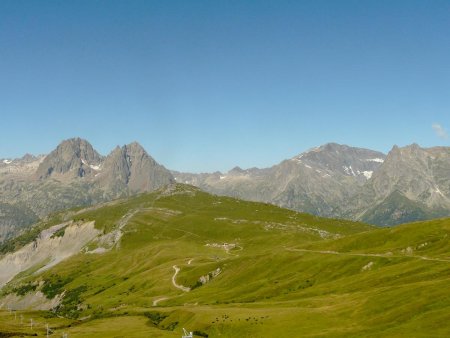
[286,248,450,263]
[152,297,169,306]
[172,228,201,238]
[172,265,190,292]
[153,260,194,306]
[117,209,141,230]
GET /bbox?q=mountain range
[173,142,450,226]
[1,138,449,241]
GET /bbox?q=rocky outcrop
[0,221,101,288]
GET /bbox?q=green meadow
[1,184,450,337]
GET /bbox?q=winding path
[172,265,191,292]
[152,263,192,306]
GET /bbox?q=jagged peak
[124,141,149,156]
[126,141,144,149]
[53,138,101,158]
[293,143,385,161]
[105,142,154,162]
[35,138,102,179]
[321,142,347,150]
[386,143,427,159]
[57,137,93,149]
[229,166,246,174]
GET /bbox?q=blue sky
[1,0,449,172]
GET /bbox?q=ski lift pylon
[182,327,193,338]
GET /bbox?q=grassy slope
[1,185,450,337]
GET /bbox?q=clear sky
[1,0,449,172]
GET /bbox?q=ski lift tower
[182,328,193,338]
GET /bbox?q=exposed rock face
[174,143,386,217]
[370,144,450,207]
[346,144,450,225]
[0,138,174,240]
[0,221,100,288]
[101,142,174,193]
[36,138,103,179]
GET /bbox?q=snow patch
[366,158,384,163]
[81,158,101,171]
[304,164,312,169]
[2,159,12,164]
[219,176,226,180]
[362,171,373,179]
[343,166,356,176]
[434,187,445,197]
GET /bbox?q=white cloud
[432,123,448,139]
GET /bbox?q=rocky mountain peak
[35,138,103,179]
[100,142,173,193]
[384,143,429,164]
[321,142,348,152]
[364,144,450,217]
[229,166,246,175]
[292,143,386,180]
[20,153,39,162]
[123,142,152,164]
[125,141,145,151]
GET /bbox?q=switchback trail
[152,263,191,306]
[172,265,191,292]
